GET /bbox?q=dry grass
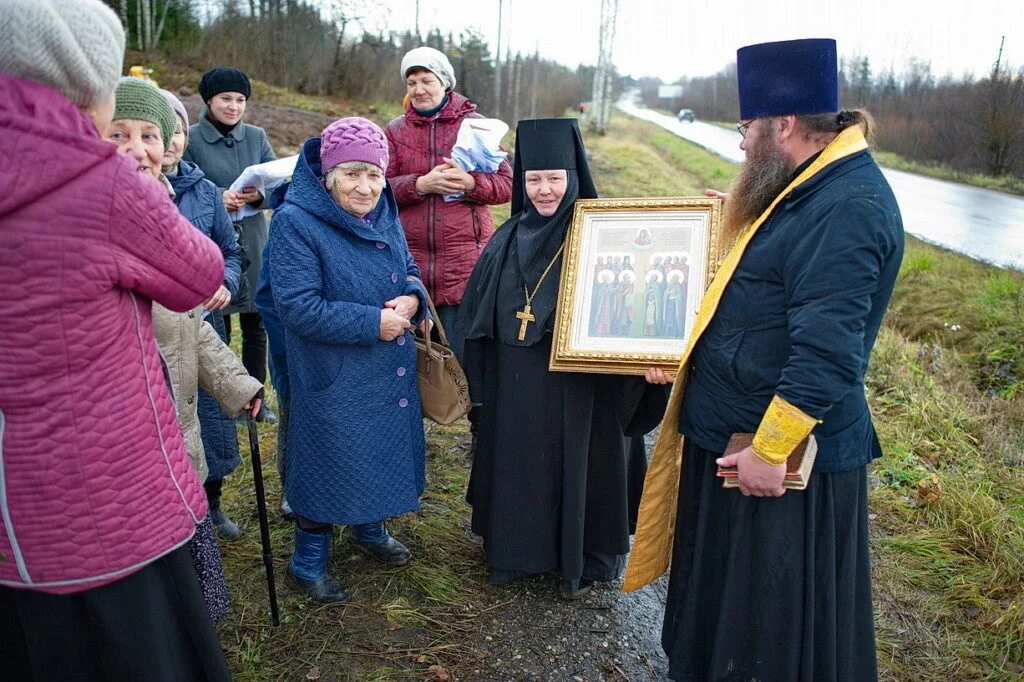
[202,96,1024,680]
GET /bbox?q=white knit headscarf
[400,47,457,91]
[0,0,125,107]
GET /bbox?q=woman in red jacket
[385,47,513,362]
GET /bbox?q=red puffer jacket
[385,92,513,306]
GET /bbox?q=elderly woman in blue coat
[268,117,428,604]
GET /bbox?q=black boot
[559,578,594,600]
[350,524,412,566]
[288,527,349,604]
[255,403,278,423]
[205,479,241,541]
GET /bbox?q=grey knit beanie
[0,0,125,108]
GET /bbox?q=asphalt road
[617,97,1024,271]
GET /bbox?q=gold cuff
[751,395,820,466]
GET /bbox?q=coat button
[396,367,406,377]
[435,216,442,222]
[376,241,386,249]
[187,396,194,404]
[188,311,195,318]
[396,336,406,346]
[391,273,399,283]
[399,398,409,408]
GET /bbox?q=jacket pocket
[469,205,482,253]
[729,324,791,394]
[304,344,346,396]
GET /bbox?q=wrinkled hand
[644,367,676,384]
[243,397,262,418]
[203,285,232,311]
[416,162,464,196]
[439,157,476,192]
[384,294,420,320]
[236,186,262,206]
[705,188,729,202]
[380,308,413,341]
[222,189,244,211]
[716,446,786,497]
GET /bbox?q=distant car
[677,109,695,123]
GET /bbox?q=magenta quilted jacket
[0,74,225,594]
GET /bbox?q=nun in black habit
[457,119,670,599]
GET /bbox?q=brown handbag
[415,293,471,425]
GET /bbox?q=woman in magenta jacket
[0,1,229,679]
[385,47,513,362]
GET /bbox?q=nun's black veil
[458,118,597,347]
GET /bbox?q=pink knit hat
[320,117,389,173]
[159,88,189,131]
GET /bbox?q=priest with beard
[623,39,904,681]
[457,119,670,600]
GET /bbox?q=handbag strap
[418,284,451,347]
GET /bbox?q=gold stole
[622,126,869,592]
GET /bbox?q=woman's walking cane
[246,415,281,627]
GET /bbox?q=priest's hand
[385,294,420,320]
[705,188,729,202]
[716,446,786,497]
[380,308,413,341]
[645,367,676,384]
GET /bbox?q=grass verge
[209,103,1022,681]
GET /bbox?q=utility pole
[415,0,420,40]
[493,0,503,118]
[530,46,539,119]
[590,0,619,134]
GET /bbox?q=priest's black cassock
[456,119,668,595]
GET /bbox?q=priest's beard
[720,120,794,246]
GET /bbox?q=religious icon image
[549,196,722,375]
[633,228,653,249]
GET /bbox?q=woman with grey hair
[385,46,513,364]
[266,118,429,604]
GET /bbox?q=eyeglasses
[736,121,754,139]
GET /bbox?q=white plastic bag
[445,118,509,202]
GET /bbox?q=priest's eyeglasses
[736,120,754,139]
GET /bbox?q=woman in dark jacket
[385,47,513,363]
[267,118,428,605]
[161,90,250,540]
[183,66,277,538]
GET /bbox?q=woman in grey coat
[183,66,277,537]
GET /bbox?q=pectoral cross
[516,304,535,341]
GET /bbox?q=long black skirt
[0,544,231,681]
[662,442,877,682]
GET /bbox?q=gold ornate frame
[549,196,722,375]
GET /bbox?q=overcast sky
[365,0,1024,82]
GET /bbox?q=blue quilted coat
[267,138,427,525]
[169,159,246,482]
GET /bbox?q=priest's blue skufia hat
[736,38,839,119]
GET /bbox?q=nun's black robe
[460,218,667,591]
[458,119,668,591]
